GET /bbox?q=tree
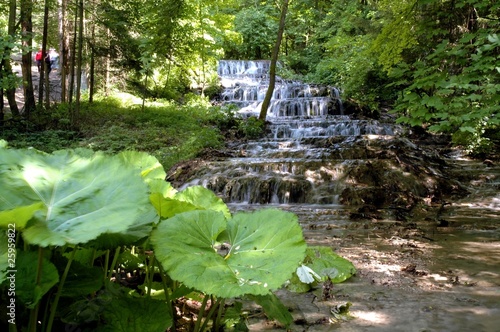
[40,0,50,108]
[259,0,289,121]
[74,0,84,125]
[1,0,21,118]
[20,0,36,117]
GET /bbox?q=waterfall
[179,60,403,205]
[218,60,343,118]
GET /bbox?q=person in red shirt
[35,50,43,72]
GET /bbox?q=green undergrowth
[0,93,231,170]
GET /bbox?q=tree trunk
[42,0,50,109]
[20,0,36,118]
[59,0,68,102]
[74,0,84,125]
[4,0,20,117]
[89,15,95,103]
[105,28,110,96]
[0,63,4,124]
[259,0,289,121]
[68,3,78,117]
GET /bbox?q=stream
[171,60,500,331]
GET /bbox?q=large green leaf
[175,186,231,219]
[14,251,59,308]
[305,246,356,283]
[97,291,172,332]
[150,185,230,219]
[116,151,166,183]
[149,195,199,218]
[151,209,306,298]
[249,293,293,327]
[0,148,158,246]
[60,261,104,298]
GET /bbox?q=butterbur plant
[150,208,307,330]
[0,141,354,331]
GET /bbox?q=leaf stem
[46,248,76,332]
[193,294,209,332]
[28,247,44,332]
[145,251,155,297]
[214,298,225,332]
[108,246,121,281]
[103,249,110,281]
[158,263,175,332]
[199,296,223,332]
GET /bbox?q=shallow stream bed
[241,202,500,332]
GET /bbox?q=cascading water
[218,59,343,118]
[183,60,403,206]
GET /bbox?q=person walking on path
[35,50,43,72]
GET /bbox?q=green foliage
[391,31,500,154]
[0,34,22,91]
[0,129,80,152]
[239,116,265,139]
[233,6,277,59]
[0,147,354,331]
[151,209,307,298]
[287,246,356,293]
[288,0,390,108]
[206,104,241,132]
[0,94,225,171]
[97,284,173,332]
[0,149,159,246]
[370,0,419,72]
[15,251,59,309]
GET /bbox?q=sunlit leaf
[296,264,321,284]
[151,209,306,298]
[305,246,356,283]
[175,186,231,219]
[0,148,158,247]
[0,202,45,229]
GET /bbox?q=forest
[0,0,499,331]
[0,0,498,156]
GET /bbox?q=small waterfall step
[219,60,344,118]
[179,60,404,205]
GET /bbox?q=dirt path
[243,195,500,331]
[4,63,62,113]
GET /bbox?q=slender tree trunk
[89,44,95,103]
[4,0,20,117]
[198,0,206,96]
[259,0,289,121]
[105,29,110,96]
[68,2,78,115]
[0,63,4,124]
[59,0,68,102]
[74,0,84,125]
[38,0,50,108]
[89,6,95,103]
[20,0,36,118]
